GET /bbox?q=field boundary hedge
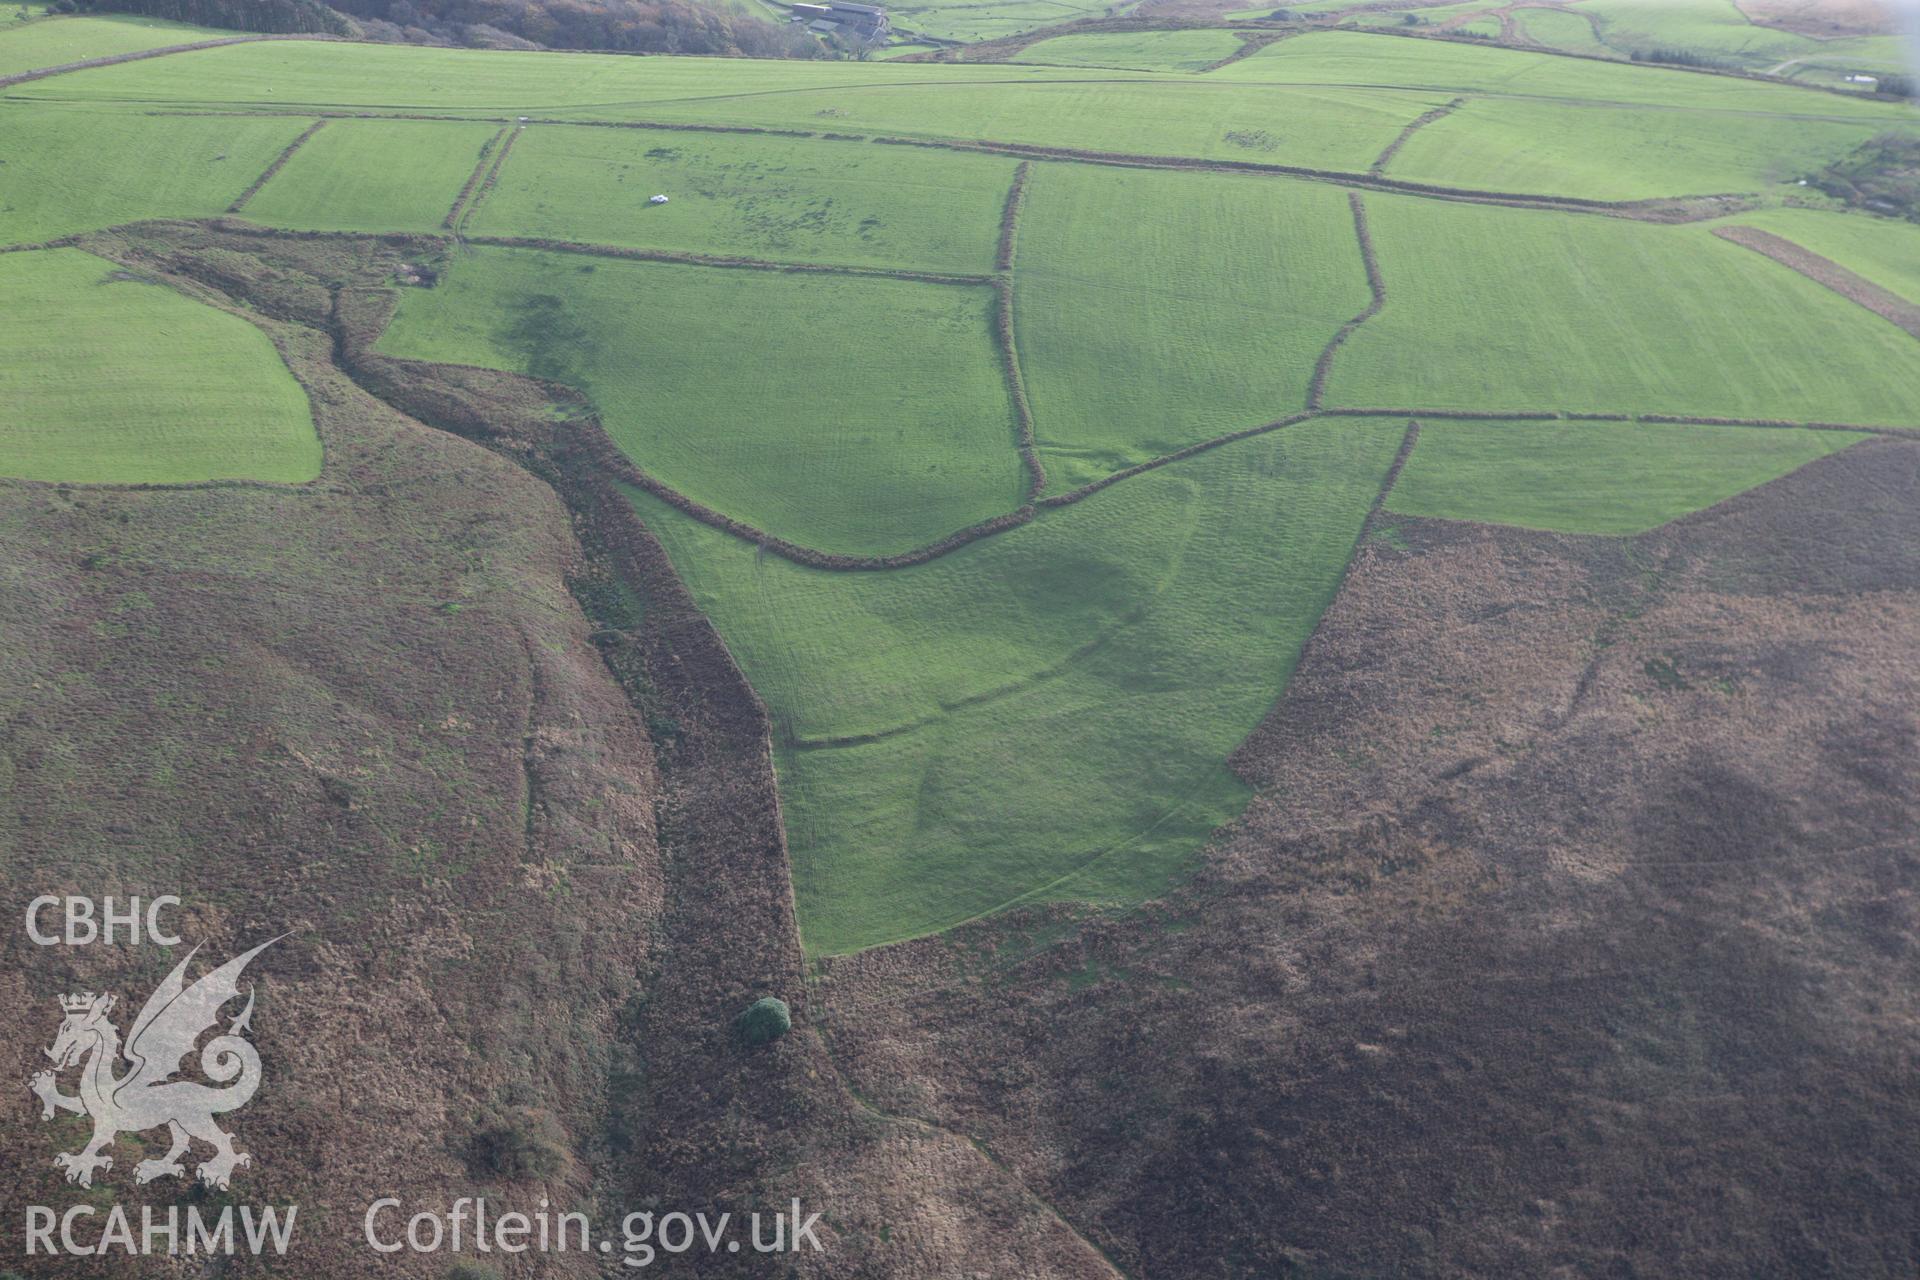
[992,162,1046,498]
[108,108,1747,223]
[1712,225,1920,343]
[444,124,512,231]
[996,160,1029,273]
[134,223,1917,574]
[226,119,325,213]
[1307,192,1383,410]
[1369,96,1465,177]
[327,275,1042,572]
[869,135,1751,221]
[455,125,522,236]
[0,32,337,88]
[461,234,996,286]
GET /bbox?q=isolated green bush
[736,996,792,1046]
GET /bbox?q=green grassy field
[1386,418,1865,534]
[243,118,503,233]
[1719,207,1920,307]
[1383,98,1883,200]
[1211,28,1913,117]
[21,40,1443,173]
[0,248,320,484]
[0,11,225,75]
[0,103,311,245]
[1325,195,1920,425]
[467,124,1016,272]
[379,245,1024,555]
[22,36,1138,111]
[1574,0,1904,76]
[9,18,1917,953]
[1016,163,1368,487]
[1511,7,1611,58]
[630,415,1404,954]
[1012,29,1248,72]
[888,0,1099,43]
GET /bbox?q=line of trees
[330,0,826,56]
[56,0,355,32]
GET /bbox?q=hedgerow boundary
[1307,192,1383,410]
[1370,96,1466,177]
[868,134,1753,222]
[225,119,325,214]
[443,124,512,231]
[102,220,1920,574]
[1713,225,1920,342]
[993,161,1047,498]
[459,233,996,286]
[0,32,338,89]
[453,124,521,237]
[122,109,1751,225]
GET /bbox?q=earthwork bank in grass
[627,416,1406,955]
[465,125,1017,273]
[0,248,320,484]
[1015,163,1371,490]
[1385,418,1867,535]
[378,245,1025,557]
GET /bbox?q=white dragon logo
[27,938,280,1190]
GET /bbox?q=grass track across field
[378,245,1025,557]
[0,248,320,484]
[1385,418,1866,534]
[628,414,1405,955]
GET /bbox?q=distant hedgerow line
[995,160,1029,273]
[1369,96,1466,177]
[1307,193,1384,410]
[990,164,1047,499]
[869,134,1750,221]
[1712,226,1920,344]
[1371,419,1422,517]
[227,120,326,214]
[182,224,1917,572]
[992,277,1047,499]
[462,235,995,286]
[0,33,338,89]
[113,108,1740,225]
[455,126,522,237]
[443,125,513,231]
